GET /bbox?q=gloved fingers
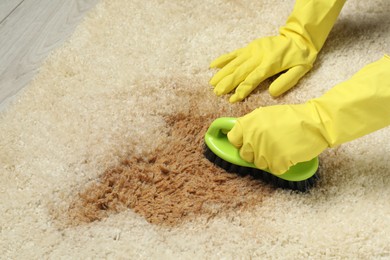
[252,154,268,170]
[239,143,255,164]
[268,65,310,97]
[229,66,272,103]
[209,50,238,69]
[267,158,294,175]
[214,60,258,96]
[209,54,247,87]
[227,122,244,148]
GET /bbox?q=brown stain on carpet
[67,111,275,227]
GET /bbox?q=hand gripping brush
[204,117,319,192]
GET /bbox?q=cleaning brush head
[204,117,320,192]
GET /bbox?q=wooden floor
[0,0,99,111]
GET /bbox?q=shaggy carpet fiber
[1,0,390,258]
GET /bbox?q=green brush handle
[204,117,319,182]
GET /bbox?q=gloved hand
[210,0,346,103]
[228,55,390,174]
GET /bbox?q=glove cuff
[280,0,346,52]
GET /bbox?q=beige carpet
[1,0,390,258]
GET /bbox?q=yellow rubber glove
[210,0,346,103]
[228,55,390,174]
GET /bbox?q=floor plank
[0,0,23,23]
[0,0,99,111]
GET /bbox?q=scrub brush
[204,117,319,192]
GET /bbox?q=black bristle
[229,163,240,173]
[204,144,319,192]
